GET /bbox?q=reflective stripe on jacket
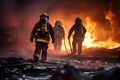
[31,21,54,43]
[35,38,49,43]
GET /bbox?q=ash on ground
[0,52,120,80]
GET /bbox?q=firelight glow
[60,16,120,51]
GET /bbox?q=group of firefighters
[30,13,86,62]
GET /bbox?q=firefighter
[53,20,65,53]
[68,17,86,56]
[30,13,55,62]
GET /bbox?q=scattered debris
[0,57,120,80]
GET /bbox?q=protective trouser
[72,38,82,55]
[54,38,62,52]
[34,42,48,62]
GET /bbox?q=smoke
[0,0,120,57]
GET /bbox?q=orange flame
[60,16,120,51]
[48,12,120,52]
[83,16,120,49]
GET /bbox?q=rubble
[0,56,120,80]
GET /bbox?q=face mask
[40,17,48,23]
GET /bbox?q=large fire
[83,16,120,49]
[3,1,119,54]
[60,16,120,51]
[1,0,120,57]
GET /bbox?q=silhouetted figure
[30,13,55,62]
[53,20,65,53]
[68,17,86,56]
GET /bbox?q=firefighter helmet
[75,17,82,22]
[40,12,49,19]
[55,20,62,26]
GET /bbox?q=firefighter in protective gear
[68,17,86,56]
[53,20,65,53]
[30,13,55,62]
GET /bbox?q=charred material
[0,57,64,80]
[0,57,120,80]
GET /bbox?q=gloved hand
[52,38,55,43]
[30,36,33,42]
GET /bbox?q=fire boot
[34,56,39,63]
[41,50,47,62]
[41,57,46,62]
